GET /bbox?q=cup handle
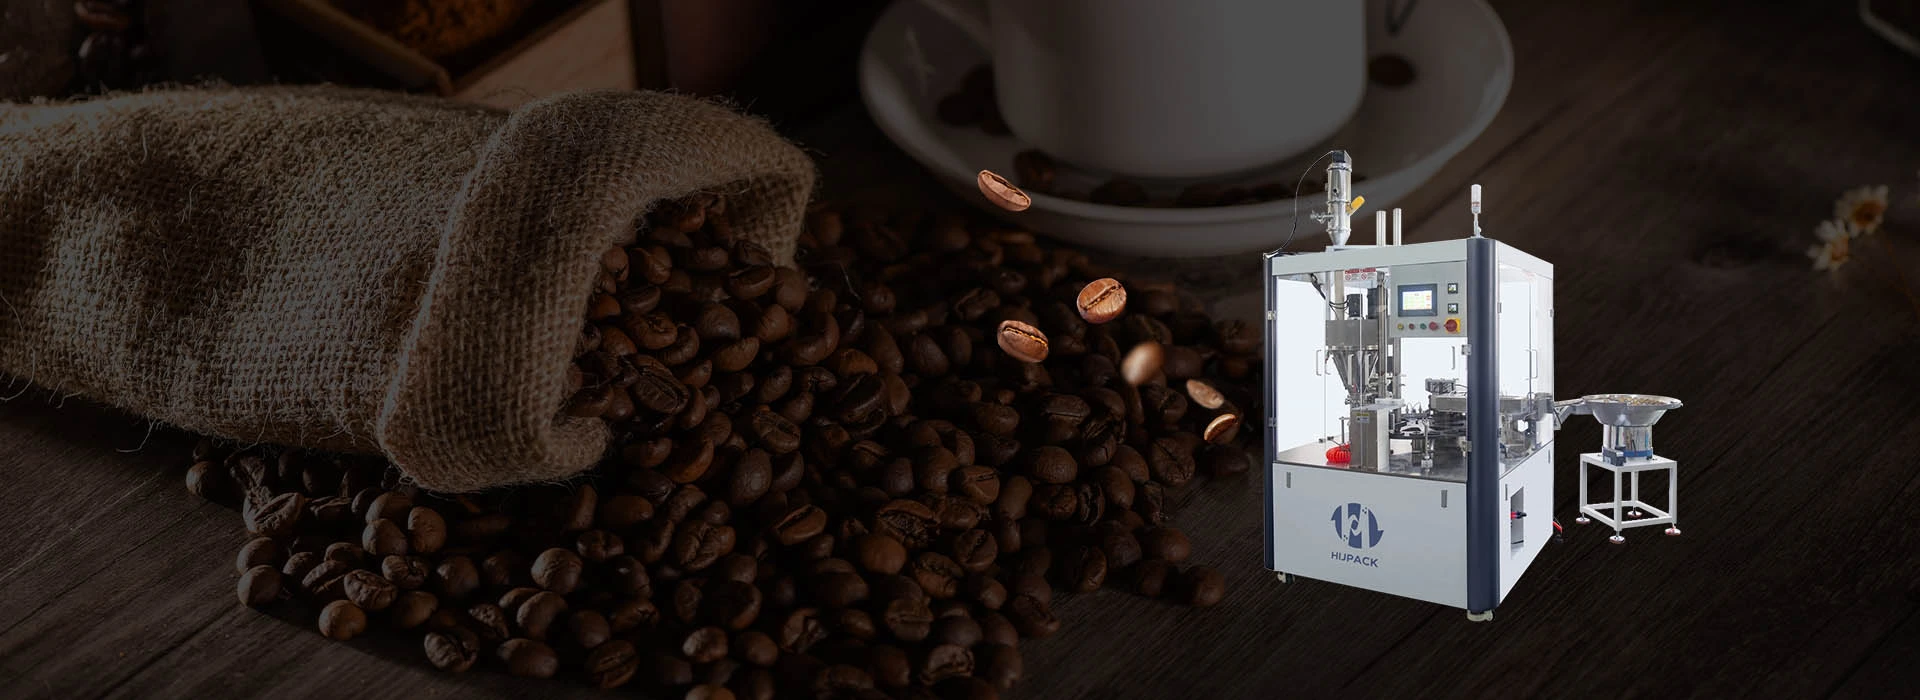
[914,0,992,49]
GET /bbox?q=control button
[1444,319,1460,333]
[1397,323,1404,330]
[1447,303,1459,314]
[1447,283,1459,294]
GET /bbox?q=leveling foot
[1608,534,1626,544]
[1275,573,1295,584]
[1466,610,1493,622]
[1574,516,1591,524]
[1665,527,1682,536]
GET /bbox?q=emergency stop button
[1444,318,1460,333]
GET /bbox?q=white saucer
[857,0,1514,257]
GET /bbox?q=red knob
[1445,319,1459,333]
[1326,444,1352,464]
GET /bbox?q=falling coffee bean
[1204,413,1242,444]
[1185,379,1226,410]
[995,320,1049,363]
[976,170,1032,212]
[1121,342,1165,385]
[1075,278,1127,324]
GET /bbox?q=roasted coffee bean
[1140,527,1192,563]
[531,548,584,594]
[392,590,439,629]
[481,550,530,589]
[931,615,983,649]
[237,565,281,607]
[1185,378,1226,409]
[1179,565,1226,607]
[1006,594,1059,639]
[467,603,512,643]
[1205,413,1242,444]
[975,170,1031,212]
[771,504,827,546]
[235,537,279,573]
[1075,278,1128,324]
[1147,437,1197,488]
[682,626,730,664]
[585,639,639,688]
[497,638,559,678]
[243,491,305,538]
[917,643,976,685]
[407,507,447,554]
[995,320,1048,363]
[341,570,397,611]
[980,612,1019,648]
[515,591,568,639]
[852,533,909,575]
[671,520,737,570]
[424,627,480,672]
[1120,342,1165,386]
[1062,546,1108,593]
[910,552,965,599]
[949,529,997,573]
[318,600,367,640]
[1024,446,1078,484]
[777,608,829,653]
[881,596,935,642]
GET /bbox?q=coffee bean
[390,590,438,629]
[683,625,730,664]
[918,643,975,685]
[980,612,1019,647]
[242,491,305,539]
[531,548,584,594]
[237,565,281,607]
[975,170,1031,212]
[1121,342,1164,385]
[1140,527,1192,563]
[1147,437,1196,488]
[406,507,447,554]
[341,570,397,610]
[1185,379,1226,410]
[1180,565,1226,607]
[1075,278,1128,324]
[424,627,480,672]
[318,600,366,640]
[585,639,639,688]
[1205,413,1242,444]
[497,638,559,678]
[235,537,279,573]
[515,591,568,639]
[1006,594,1059,639]
[994,320,1048,363]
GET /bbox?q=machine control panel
[1391,284,1464,337]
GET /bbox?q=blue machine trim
[1465,238,1500,614]
[1262,257,1278,571]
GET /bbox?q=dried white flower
[1809,219,1857,272]
[1835,185,1890,235]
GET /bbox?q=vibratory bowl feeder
[1261,152,1687,622]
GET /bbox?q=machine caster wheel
[1574,516,1591,524]
[1664,527,1682,536]
[1466,610,1494,622]
[1608,534,1626,544]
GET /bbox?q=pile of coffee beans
[186,192,1262,698]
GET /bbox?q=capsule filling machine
[1261,153,1684,621]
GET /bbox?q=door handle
[1314,349,1325,376]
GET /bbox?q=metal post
[1465,237,1500,615]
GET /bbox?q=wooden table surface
[7,0,1920,698]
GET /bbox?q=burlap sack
[0,86,815,492]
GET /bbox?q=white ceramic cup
[919,0,1367,180]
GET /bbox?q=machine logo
[1332,503,1386,549]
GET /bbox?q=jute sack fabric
[0,86,815,492]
